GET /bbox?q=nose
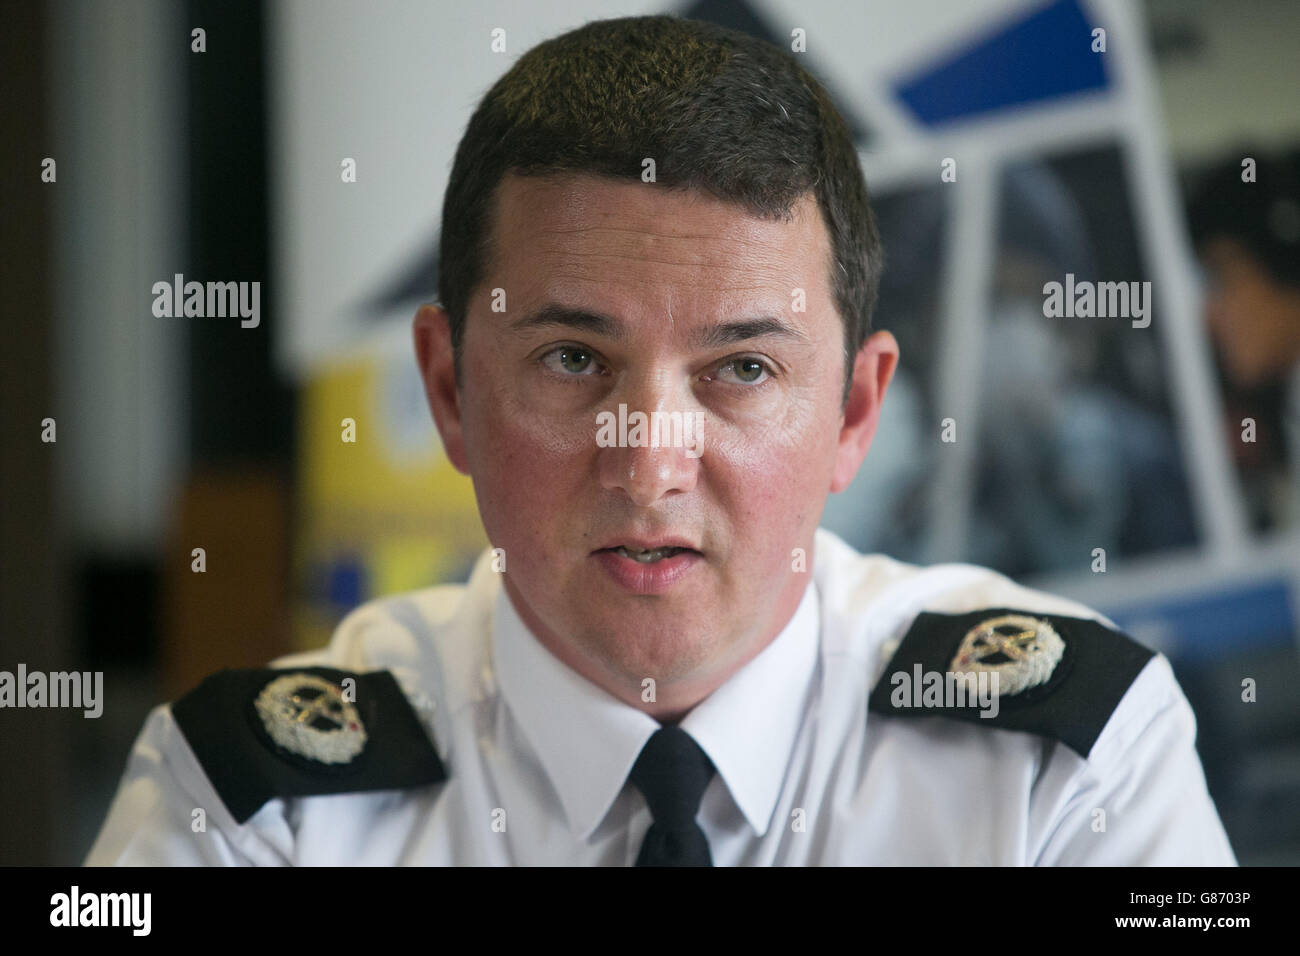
[596,382,703,507]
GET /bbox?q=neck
[502,573,811,722]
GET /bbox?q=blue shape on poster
[894,0,1109,127]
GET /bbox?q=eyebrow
[508,303,810,348]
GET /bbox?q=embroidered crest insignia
[949,613,1065,697]
[253,673,368,765]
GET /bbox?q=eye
[712,356,772,386]
[540,345,604,377]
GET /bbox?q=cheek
[705,391,835,543]
[460,368,595,546]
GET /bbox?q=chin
[582,620,722,684]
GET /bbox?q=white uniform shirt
[86,528,1237,865]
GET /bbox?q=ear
[830,330,899,493]
[412,304,470,474]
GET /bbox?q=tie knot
[628,726,716,826]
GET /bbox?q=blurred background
[2,0,1298,864]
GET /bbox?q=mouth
[592,538,704,594]
[594,537,701,563]
[602,545,695,564]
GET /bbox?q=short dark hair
[1187,148,1300,287]
[437,14,881,400]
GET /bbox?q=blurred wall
[1147,0,1300,163]
[51,0,188,555]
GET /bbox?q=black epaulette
[867,608,1155,759]
[171,666,447,824]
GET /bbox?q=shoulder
[813,526,1107,623]
[169,547,500,825]
[276,576,479,681]
[865,602,1156,759]
[813,527,1166,760]
[169,664,448,825]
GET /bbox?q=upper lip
[596,536,700,553]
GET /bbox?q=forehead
[484,171,832,318]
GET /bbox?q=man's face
[416,171,895,712]
[1202,237,1300,388]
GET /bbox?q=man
[87,15,1234,865]
[1188,150,1300,532]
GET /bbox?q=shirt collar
[680,581,820,836]
[491,570,821,841]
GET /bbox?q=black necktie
[628,726,716,866]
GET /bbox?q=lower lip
[593,549,702,595]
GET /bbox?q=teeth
[615,546,683,563]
